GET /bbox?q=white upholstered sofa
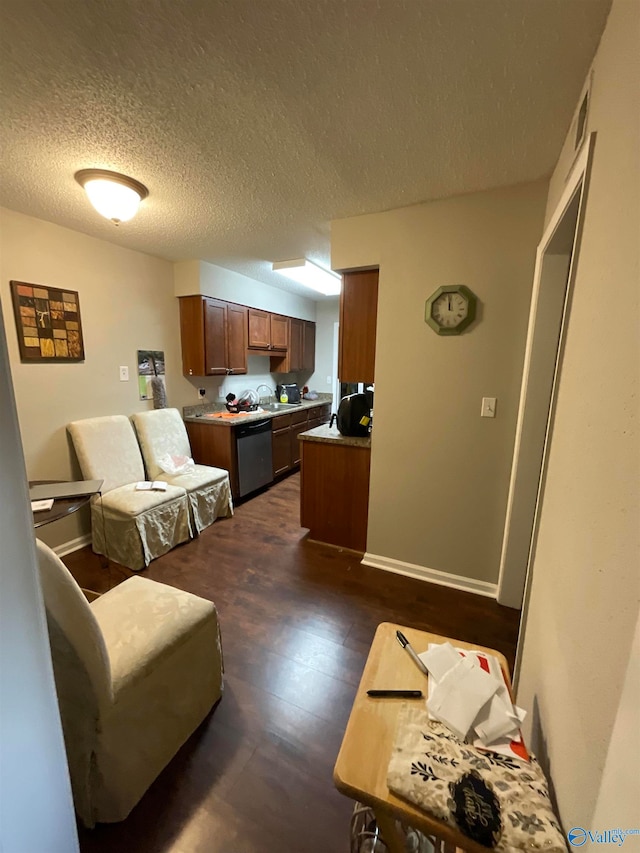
[36,539,224,826]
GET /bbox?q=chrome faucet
[255,384,274,404]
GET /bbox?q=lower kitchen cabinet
[272,414,292,477]
[185,421,240,499]
[272,403,331,478]
[300,439,371,551]
[186,403,333,498]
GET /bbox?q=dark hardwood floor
[65,472,521,853]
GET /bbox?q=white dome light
[75,169,149,225]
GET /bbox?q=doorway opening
[497,135,596,626]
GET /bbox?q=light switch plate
[119,366,129,381]
[481,397,496,418]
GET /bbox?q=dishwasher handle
[236,419,272,439]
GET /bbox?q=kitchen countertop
[298,424,371,448]
[183,397,332,427]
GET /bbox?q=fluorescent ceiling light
[272,259,341,296]
[75,169,149,225]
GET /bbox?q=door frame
[497,134,596,623]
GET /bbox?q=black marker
[367,689,423,698]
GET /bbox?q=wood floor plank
[65,471,520,852]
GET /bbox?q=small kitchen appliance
[337,392,371,437]
[276,384,301,404]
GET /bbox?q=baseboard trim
[53,534,92,558]
[362,552,498,599]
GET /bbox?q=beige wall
[332,181,548,585]
[517,0,639,829]
[0,207,195,550]
[309,298,339,397]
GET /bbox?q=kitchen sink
[261,402,301,411]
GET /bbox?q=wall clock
[425,285,477,336]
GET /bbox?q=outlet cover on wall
[119,366,129,381]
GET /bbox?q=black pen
[396,630,429,676]
[367,689,423,698]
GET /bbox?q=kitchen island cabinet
[299,425,371,552]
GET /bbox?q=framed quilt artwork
[10,280,85,362]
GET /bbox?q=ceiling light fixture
[272,258,341,296]
[74,169,149,225]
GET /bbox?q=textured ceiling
[0,0,610,299]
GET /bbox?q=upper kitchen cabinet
[303,320,316,372]
[289,317,304,371]
[248,308,288,353]
[271,317,316,374]
[179,296,248,376]
[226,302,249,372]
[338,269,379,383]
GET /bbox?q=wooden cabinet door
[338,269,379,383]
[290,422,309,466]
[226,303,248,374]
[300,442,371,551]
[303,321,316,371]
[316,403,331,423]
[204,298,228,375]
[272,428,291,476]
[248,308,271,349]
[270,314,289,351]
[185,421,239,498]
[179,296,206,376]
[289,318,304,371]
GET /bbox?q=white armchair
[36,538,224,826]
[67,415,191,571]
[131,408,233,534]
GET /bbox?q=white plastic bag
[158,453,195,475]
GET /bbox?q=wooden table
[333,622,511,853]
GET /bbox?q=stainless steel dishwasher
[235,419,273,498]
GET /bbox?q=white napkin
[419,641,460,682]
[427,656,500,741]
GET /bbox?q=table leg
[373,808,406,853]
